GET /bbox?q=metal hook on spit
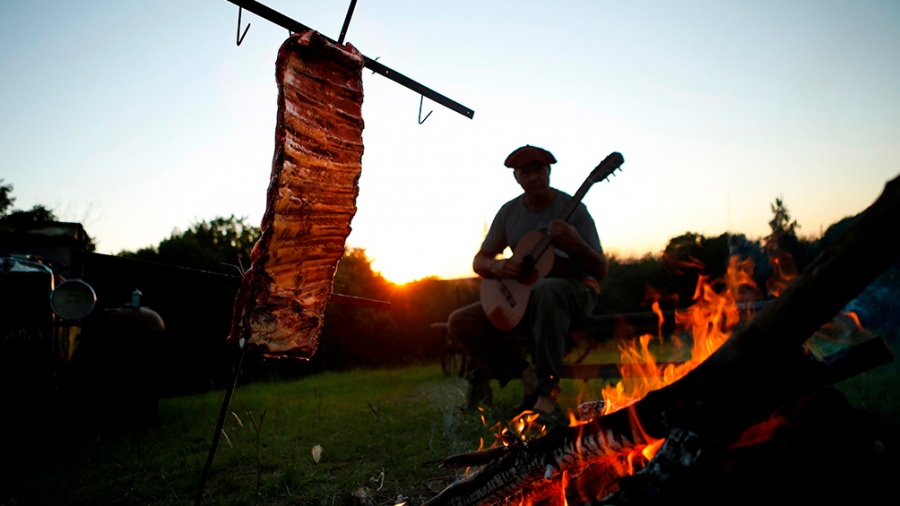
[236,6,250,46]
[418,95,433,125]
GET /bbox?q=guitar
[480,151,624,331]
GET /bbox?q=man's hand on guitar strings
[493,257,526,280]
[548,219,587,253]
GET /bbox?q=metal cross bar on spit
[225,0,475,119]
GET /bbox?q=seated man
[448,145,608,423]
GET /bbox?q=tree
[3,204,58,224]
[768,195,799,237]
[0,180,95,251]
[597,253,668,315]
[0,179,13,216]
[119,215,260,275]
[331,247,390,300]
[764,195,818,281]
[659,232,735,308]
[318,247,402,369]
[0,180,59,224]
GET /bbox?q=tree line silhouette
[112,196,897,380]
[3,177,896,389]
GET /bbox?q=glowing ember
[729,413,792,450]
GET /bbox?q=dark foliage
[301,192,896,378]
[764,196,818,277]
[598,232,770,317]
[2,204,57,224]
[119,215,259,275]
[79,198,899,384]
[0,179,12,215]
[596,254,667,315]
[0,180,96,251]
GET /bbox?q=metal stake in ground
[194,345,246,506]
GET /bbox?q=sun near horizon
[367,242,666,285]
[371,256,476,285]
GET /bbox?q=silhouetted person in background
[448,145,607,426]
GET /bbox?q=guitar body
[480,230,555,331]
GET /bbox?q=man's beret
[503,145,557,169]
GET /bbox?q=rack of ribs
[228,30,365,358]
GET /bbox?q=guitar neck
[523,151,623,262]
[526,179,594,259]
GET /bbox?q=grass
[2,363,575,506]
[3,334,898,506]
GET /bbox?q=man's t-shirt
[481,189,602,280]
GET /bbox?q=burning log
[424,172,900,506]
[594,381,898,505]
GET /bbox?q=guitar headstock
[588,152,624,183]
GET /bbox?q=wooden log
[441,447,512,470]
[594,385,894,505]
[423,172,900,506]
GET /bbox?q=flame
[642,438,665,460]
[663,252,706,274]
[532,259,761,500]
[623,405,666,475]
[651,300,664,340]
[503,410,548,441]
[729,413,791,449]
[600,256,761,417]
[473,252,865,505]
[764,229,798,297]
[766,249,797,297]
[596,258,761,416]
[557,471,569,506]
[567,411,590,428]
[807,310,875,357]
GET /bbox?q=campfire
[423,174,900,506]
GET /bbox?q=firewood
[424,173,900,506]
[441,447,512,470]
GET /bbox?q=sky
[2,1,899,284]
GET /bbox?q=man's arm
[548,219,608,281]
